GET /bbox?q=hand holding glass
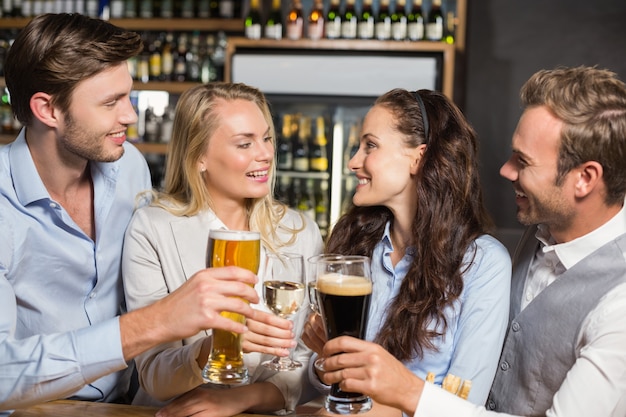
[262,252,306,371]
[314,255,373,415]
[202,229,260,385]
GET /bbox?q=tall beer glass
[202,229,261,385]
[315,255,373,414]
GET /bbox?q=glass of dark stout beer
[314,255,373,414]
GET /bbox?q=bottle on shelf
[275,175,292,206]
[148,34,163,81]
[407,0,425,41]
[309,116,329,172]
[444,10,456,44]
[180,0,194,18]
[297,178,316,221]
[343,122,360,174]
[139,0,153,18]
[186,31,202,82]
[159,105,175,143]
[277,114,294,171]
[425,0,443,41]
[124,0,137,17]
[143,106,161,143]
[136,37,150,83]
[244,0,262,40]
[341,176,357,215]
[292,115,310,172]
[110,0,124,18]
[200,34,218,83]
[357,0,375,40]
[341,0,357,39]
[173,32,188,82]
[264,0,283,40]
[196,0,210,17]
[160,32,174,81]
[286,0,304,40]
[375,0,392,41]
[315,179,330,239]
[324,0,341,40]
[307,0,324,41]
[391,0,408,41]
[219,0,235,18]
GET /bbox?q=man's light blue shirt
[0,130,152,412]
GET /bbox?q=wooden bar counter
[10,400,321,417]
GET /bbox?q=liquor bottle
[307,0,324,40]
[277,114,294,171]
[200,35,218,83]
[109,0,123,17]
[136,37,150,83]
[159,105,175,143]
[245,0,262,40]
[292,115,310,172]
[309,116,329,172]
[286,0,304,40]
[275,175,292,205]
[196,0,209,17]
[160,32,174,81]
[173,32,188,82]
[341,176,356,214]
[264,0,283,40]
[209,0,218,16]
[343,122,360,174]
[297,178,316,221]
[391,0,408,41]
[148,35,163,81]
[315,179,329,239]
[341,0,357,39]
[186,32,202,82]
[126,92,140,143]
[425,0,443,41]
[143,106,160,143]
[375,0,391,41]
[325,0,341,40]
[139,0,152,17]
[124,0,137,17]
[444,11,455,44]
[219,0,235,18]
[406,0,424,41]
[357,0,374,40]
[180,0,194,17]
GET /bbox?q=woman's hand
[320,336,424,416]
[242,308,296,357]
[301,312,327,356]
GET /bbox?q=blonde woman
[122,82,323,415]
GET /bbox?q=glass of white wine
[262,252,306,371]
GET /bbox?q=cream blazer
[121,205,324,411]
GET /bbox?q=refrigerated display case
[225,37,454,237]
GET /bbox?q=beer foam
[317,273,372,296]
[209,229,260,241]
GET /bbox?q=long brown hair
[327,89,494,361]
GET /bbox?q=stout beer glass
[315,255,373,414]
[202,229,261,385]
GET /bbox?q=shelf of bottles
[244,0,463,49]
[270,101,369,239]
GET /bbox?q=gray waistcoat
[486,226,626,416]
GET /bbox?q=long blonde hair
[153,82,303,251]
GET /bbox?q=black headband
[411,91,429,144]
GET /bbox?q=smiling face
[198,98,274,208]
[500,105,577,232]
[347,104,422,213]
[59,62,137,163]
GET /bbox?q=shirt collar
[536,203,626,270]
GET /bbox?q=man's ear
[574,161,602,198]
[30,92,60,128]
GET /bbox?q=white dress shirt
[414,204,626,417]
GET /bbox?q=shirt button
[511,322,520,332]
[525,292,532,301]
[500,361,509,371]
[487,400,496,410]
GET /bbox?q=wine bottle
[406,0,424,41]
[244,0,262,40]
[148,35,162,81]
[297,178,316,221]
[325,0,341,40]
[264,0,283,40]
[341,0,357,39]
[286,0,304,40]
[343,122,360,174]
[173,32,188,82]
[444,11,456,44]
[391,0,408,41]
[315,179,330,239]
[160,32,174,81]
[425,0,443,41]
[309,116,329,172]
[292,115,310,172]
[357,0,374,40]
[307,0,324,40]
[186,32,202,82]
[219,0,235,18]
[375,0,391,41]
[277,114,294,171]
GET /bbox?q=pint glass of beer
[315,255,373,414]
[202,229,261,385]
